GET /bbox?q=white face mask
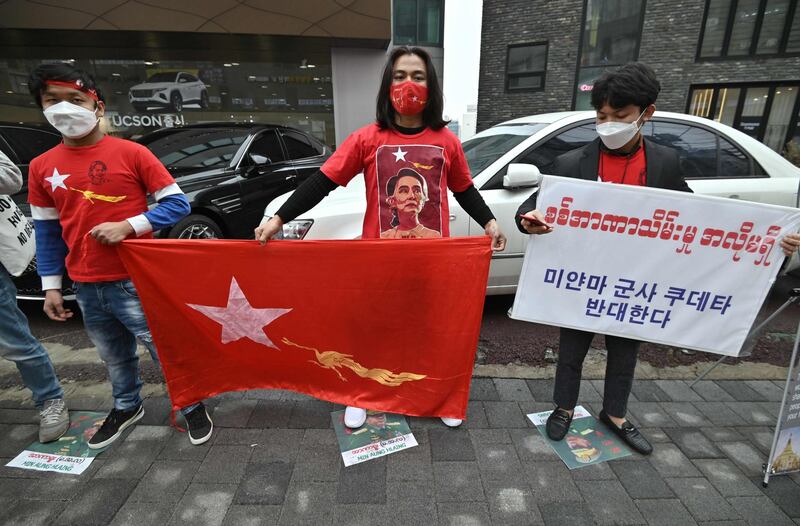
[595,109,647,150]
[43,101,99,139]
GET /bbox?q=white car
[129,72,208,112]
[264,111,800,294]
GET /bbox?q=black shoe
[546,408,573,441]
[184,402,213,445]
[599,410,653,455]
[88,404,144,449]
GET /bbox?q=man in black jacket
[517,63,800,455]
[516,63,689,456]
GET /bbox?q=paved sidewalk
[0,378,798,525]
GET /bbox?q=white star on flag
[45,168,70,192]
[187,277,291,349]
[392,147,407,162]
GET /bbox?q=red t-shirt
[598,145,647,186]
[321,124,474,239]
[28,135,175,282]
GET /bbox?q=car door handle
[449,214,456,221]
[284,175,297,182]
[728,194,740,199]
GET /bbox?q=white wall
[331,47,388,146]
[442,0,482,136]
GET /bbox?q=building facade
[0,0,393,147]
[478,0,800,156]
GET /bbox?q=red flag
[118,237,491,419]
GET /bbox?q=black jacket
[515,137,692,233]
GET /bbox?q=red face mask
[390,81,428,116]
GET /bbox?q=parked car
[0,123,69,300]
[10,122,329,299]
[140,123,330,239]
[263,111,800,295]
[129,72,208,112]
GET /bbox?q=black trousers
[553,327,640,418]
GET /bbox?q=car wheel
[170,92,183,112]
[132,103,149,112]
[169,214,223,239]
[200,90,209,109]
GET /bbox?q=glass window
[700,0,733,57]
[281,130,319,159]
[516,123,597,173]
[143,128,248,170]
[580,0,645,67]
[393,0,443,47]
[573,0,644,109]
[394,0,417,45]
[787,6,800,52]
[418,0,443,46]
[739,86,770,138]
[719,136,753,177]
[757,0,791,54]
[689,88,715,118]
[647,121,718,178]
[506,43,547,92]
[0,127,61,165]
[462,123,548,176]
[764,86,799,151]
[728,0,761,55]
[713,87,741,126]
[248,131,285,163]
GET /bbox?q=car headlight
[272,219,313,240]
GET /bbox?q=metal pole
[763,318,800,487]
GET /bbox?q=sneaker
[88,404,144,449]
[184,402,213,445]
[344,406,367,428]
[440,417,463,428]
[39,398,69,443]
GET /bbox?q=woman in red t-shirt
[257,46,506,428]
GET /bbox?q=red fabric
[321,124,474,239]
[599,145,647,186]
[390,81,428,115]
[117,237,492,419]
[45,80,99,101]
[28,136,175,282]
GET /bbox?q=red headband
[45,80,99,101]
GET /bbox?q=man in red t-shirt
[26,63,213,448]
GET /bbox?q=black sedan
[140,123,330,239]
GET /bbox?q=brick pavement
[0,378,798,525]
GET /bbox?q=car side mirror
[248,153,272,166]
[503,163,542,189]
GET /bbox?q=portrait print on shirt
[376,144,445,239]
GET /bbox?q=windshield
[463,123,548,174]
[146,72,178,83]
[143,128,249,170]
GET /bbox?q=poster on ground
[768,347,800,476]
[331,410,417,467]
[5,411,106,475]
[511,175,800,357]
[527,406,632,469]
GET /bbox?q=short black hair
[28,62,104,108]
[590,62,660,112]
[376,46,448,131]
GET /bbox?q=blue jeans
[0,265,63,407]
[74,279,198,414]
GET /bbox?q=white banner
[510,175,800,356]
[6,451,95,475]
